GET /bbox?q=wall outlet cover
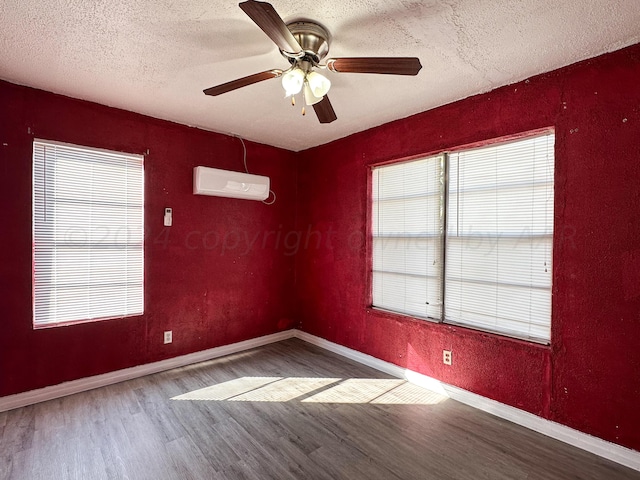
[443,350,452,365]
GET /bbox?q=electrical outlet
[443,350,452,365]
[164,331,172,344]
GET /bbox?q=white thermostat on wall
[164,207,172,227]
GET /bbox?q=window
[32,139,144,327]
[372,155,445,319]
[372,133,554,343]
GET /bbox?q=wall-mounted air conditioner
[193,166,270,201]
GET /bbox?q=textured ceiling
[1,0,639,151]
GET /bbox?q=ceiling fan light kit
[203,0,422,124]
[281,67,305,96]
[303,82,323,106]
[306,71,331,97]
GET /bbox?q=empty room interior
[1,0,640,478]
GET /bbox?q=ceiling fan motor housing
[281,21,330,66]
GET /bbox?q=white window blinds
[372,155,444,319]
[32,139,144,326]
[445,134,554,342]
[371,132,554,343]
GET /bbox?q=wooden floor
[1,339,638,480]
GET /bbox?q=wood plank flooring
[1,338,638,479]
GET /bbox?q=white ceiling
[1,0,638,151]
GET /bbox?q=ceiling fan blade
[203,69,283,96]
[326,57,422,75]
[313,96,337,124]
[239,0,303,55]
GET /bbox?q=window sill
[366,306,551,348]
[33,313,142,330]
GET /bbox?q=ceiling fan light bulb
[307,71,331,97]
[304,82,323,106]
[282,68,305,96]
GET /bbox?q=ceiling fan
[203,0,422,124]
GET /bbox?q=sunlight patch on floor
[300,378,404,403]
[371,382,447,405]
[171,377,447,405]
[171,377,282,401]
[232,377,340,402]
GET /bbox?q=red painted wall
[2,43,639,454]
[295,43,640,451]
[0,81,298,397]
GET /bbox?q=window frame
[32,138,145,329]
[371,153,446,321]
[369,129,555,344]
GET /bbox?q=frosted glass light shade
[304,82,323,105]
[306,71,331,97]
[281,68,305,96]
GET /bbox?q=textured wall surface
[0,81,298,397]
[295,43,640,451]
[1,43,639,454]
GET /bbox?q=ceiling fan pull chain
[301,88,306,116]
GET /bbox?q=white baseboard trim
[0,330,294,413]
[2,328,638,472]
[292,329,640,473]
